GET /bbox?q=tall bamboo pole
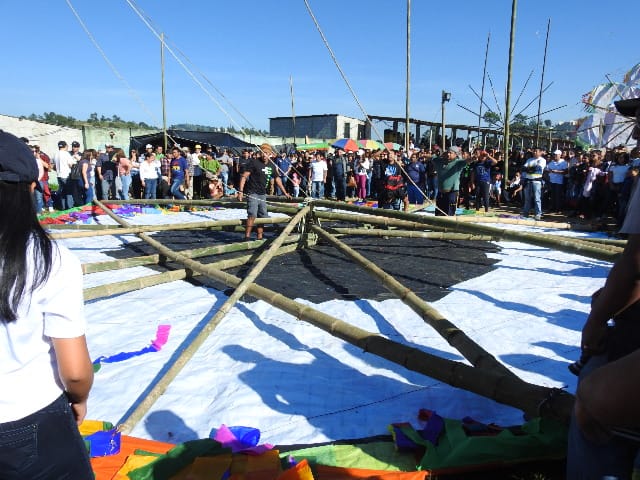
[503,0,517,182]
[161,32,167,152]
[478,32,490,148]
[535,18,551,147]
[290,75,297,148]
[405,0,411,152]
[117,205,311,433]
[311,225,515,378]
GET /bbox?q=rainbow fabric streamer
[93,325,171,371]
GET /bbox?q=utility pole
[441,90,451,151]
[160,32,167,152]
[503,0,517,182]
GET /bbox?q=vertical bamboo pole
[161,32,167,152]
[535,18,551,147]
[503,0,517,182]
[405,0,411,152]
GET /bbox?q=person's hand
[285,193,292,200]
[238,192,243,201]
[581,317,609,355]
[70,400,88,425]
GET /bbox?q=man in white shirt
[546,149,568,213]
[52,140,75,210]
[309,152,328,199]
[521,147,547,220]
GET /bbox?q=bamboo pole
[327,228,497,241]
[49,217,291,240]
[311,225,515,378]
[83,242,301,301]
[116,204,311,433]
[82,237,300,274]
[92,200,574,427]
[313,200,620,262]
[313,210,448,232]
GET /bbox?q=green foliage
[483,111,502,126]
[21,112,156,130]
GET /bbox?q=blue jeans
[522,179,542,216]
[312,181,324,199]
[101,178,115,200]
[119,174,132,200]
[427,176,438,200]
[34,182,44,213]
[57,177,74,210]
[567,354,639,479]
[144,178,158,199]
[170,178,186,199]
[0,394,93,479]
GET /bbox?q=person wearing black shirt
[238,145,290,240]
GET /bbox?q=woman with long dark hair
[0,130,94,478]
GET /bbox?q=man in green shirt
[431,146,474,216]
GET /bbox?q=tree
[483,111,501,126]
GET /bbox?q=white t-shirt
[53,149,74,179]
[310,160,328,182]
[0,242,86,422]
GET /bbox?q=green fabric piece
[127,439,229,480]
[399,417,567,472]
[281,442,417,472]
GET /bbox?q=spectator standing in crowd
[78,149,94,204]
[0,130,94,479]
[378,151,409,211]
[115,150,132,200]
[405,152,426,205]
[169,146,189,200]
[309,152,328,199]
[52,140,75,210]
[190,145,204,199]
[355,152,370,202]
[546,149,569,213]
[34,145,54,212]
[238,144,290,240]
[139,152,160,199]
[521,146,546,220]
[96,145,117,200]
[275,151,291,196]
[431,146,473,216]
[332,148,348,201]
[471,149,497,213]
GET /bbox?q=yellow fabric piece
[169,454,232,480]
[112,454,159,480]
[79,419,111,436]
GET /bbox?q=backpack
[70,162,82,180]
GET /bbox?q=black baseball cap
[0,130,39,184]
[71,141,80,147]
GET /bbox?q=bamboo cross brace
[96,199,312,434]
[312,200,620,262]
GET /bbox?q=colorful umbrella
[384,142,402,151]
[297,142,330,151]
[331,138,360,152]
[357,139,385,150]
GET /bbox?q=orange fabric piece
[276,459,314,480]
[90,434,174,480]
[314,465,428,480]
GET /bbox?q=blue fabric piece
[92,345,157,366]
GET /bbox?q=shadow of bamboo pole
[91,200,574,432]
[95,199,313,434]
[311,225,515,378]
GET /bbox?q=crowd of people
[24,135,640,229]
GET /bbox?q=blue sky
[2,1,637,132]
